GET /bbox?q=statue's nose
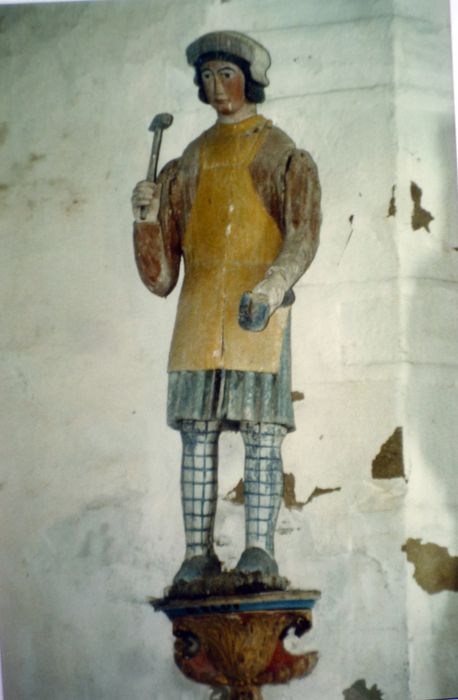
[214,75,226,95]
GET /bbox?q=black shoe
[173,552,222,585]
[235,547,279,576]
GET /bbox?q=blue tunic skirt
[167,322,295,432]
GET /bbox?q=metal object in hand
[140,112,174,221]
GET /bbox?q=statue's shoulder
[263,120,296,153]
[253,119,297,173]
[263,120,319,172]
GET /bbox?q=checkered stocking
[180,420,220,559]
[240,422,286,556]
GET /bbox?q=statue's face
[200,60,247,116]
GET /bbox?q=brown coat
[134,117,321,296]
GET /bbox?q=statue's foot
[173,552,222,585]
[235,547,279,576]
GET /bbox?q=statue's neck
[216,102,257,124]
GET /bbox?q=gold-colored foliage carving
[173,609,317,697]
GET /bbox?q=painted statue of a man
[131,31,321,585]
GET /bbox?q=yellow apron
[168,115,289,373]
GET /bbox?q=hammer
[140,112,174,221]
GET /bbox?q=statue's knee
[180,419,221,448]
[240,421,287,444]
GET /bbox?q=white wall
[0,1,456,699]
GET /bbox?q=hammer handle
[140,128,163,220]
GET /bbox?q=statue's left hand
[238,292,271,332]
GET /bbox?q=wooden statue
[132,31,321,586]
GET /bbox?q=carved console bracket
[151,590,320,699]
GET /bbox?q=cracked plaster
[343,679,384,699]
[371,427,405,480]
[402,539,458,594]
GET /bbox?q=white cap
[186,31,271,87]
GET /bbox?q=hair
[194,51,265,105]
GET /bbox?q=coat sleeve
[133,158,182,297]
[253,148,321,310]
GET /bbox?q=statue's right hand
[131,180,162,223]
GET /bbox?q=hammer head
[148,112,174,132]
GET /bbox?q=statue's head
[186,31,271,108]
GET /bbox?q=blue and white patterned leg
[240,422,286,562]
[180,419,220,560]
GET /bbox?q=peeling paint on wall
[401,538,458,594]
[224,478,244,505]
[291,390,305,402]
[343,679,384,699]
[410,181,434,232]
[387,185,396,217]
[371,427,404,480]
[283,474,341,510]
[304,485,342,506]
[225,474,307,508]
[283,473,306,509]
[225,474,341,510]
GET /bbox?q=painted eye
[201,70,212,81]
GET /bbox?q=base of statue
[150,576,320,699]
[165,568,291,600]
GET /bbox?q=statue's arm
[253,148,322,312]
[132,159,182,297]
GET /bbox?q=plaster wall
[0,1,456,699]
